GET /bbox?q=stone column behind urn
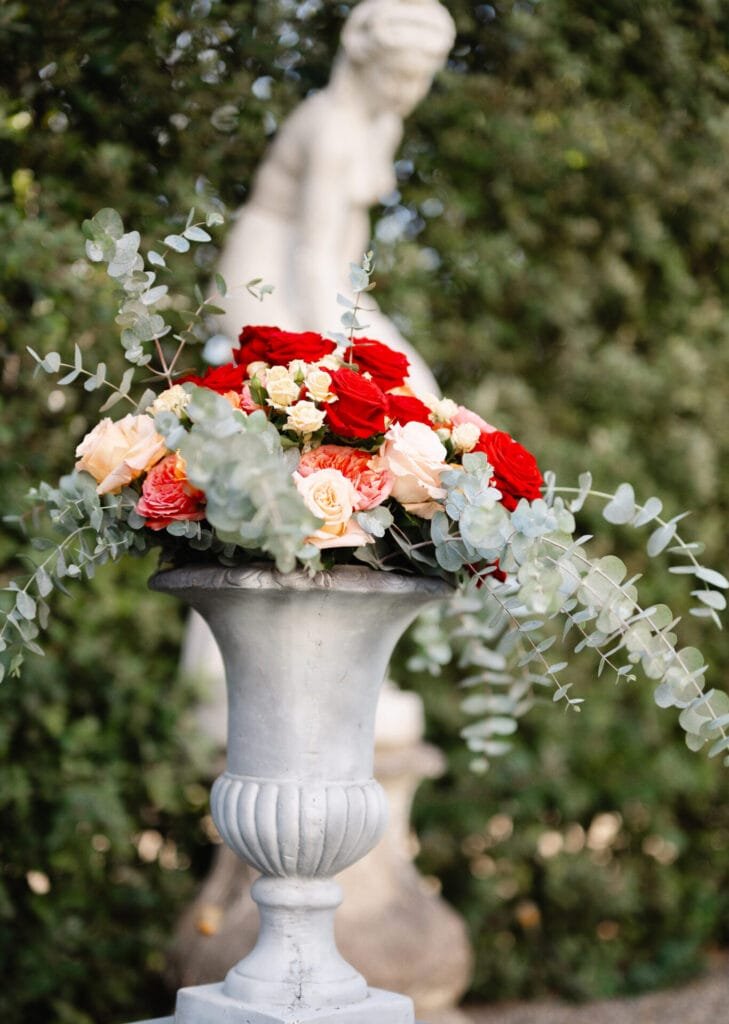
[168,613,472,1024]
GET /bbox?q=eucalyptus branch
[548,482,725,626]
[470,573,582,713]
[541,534,728,747]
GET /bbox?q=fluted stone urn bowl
[150,563,452,1024]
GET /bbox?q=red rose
[386,393,433,427]
[325,367,388,439]
[179,361,247,394]
[343,337,410,391]
[473,430,543,511]
[235,325,336,366]
[135,454,206,531]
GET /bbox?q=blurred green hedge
[1,2,728,1020]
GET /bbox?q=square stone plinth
[139,983,415,1024]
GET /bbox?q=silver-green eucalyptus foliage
[409,468,729,770]
[3,209,729,772]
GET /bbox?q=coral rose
[235,325,336,366]
[325,367,388,439]
[343,337,410,391]
[473,430,543,511]
[293,468,374,549]
[379,421,448,517]
[297,445,393,510]
[75,414,167,495]
[135,454,206,530]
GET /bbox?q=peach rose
[297,445,393,511]
[293,468,374,549]
[75,414,167,495]
[379,420,448,517]
[135,454,206,530]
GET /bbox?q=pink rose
[297,445,393,511]
[240,383,264,414]
[75,414,167,495]
[451,405,497,434]
[135,454,206,530]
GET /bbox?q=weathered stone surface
[173,983,414,1024]
[152,565,451,1024]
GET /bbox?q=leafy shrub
[1,1,728,1019]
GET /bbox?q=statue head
[339,0,456,117]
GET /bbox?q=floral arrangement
[3,209,729,771]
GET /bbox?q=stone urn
[148,563,451,1024]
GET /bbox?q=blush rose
[451,405,497,434]
[379,420,448,518]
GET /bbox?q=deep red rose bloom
[235,325,336,366]
[386,393,433,427]
[474,430,543,511]
[343,337,410,391]
[325,367,388,439]
[180,361,247,394]
[135,455,206,531]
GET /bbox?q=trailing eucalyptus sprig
[407,467,728,771]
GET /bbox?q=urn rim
[149,562,454,599]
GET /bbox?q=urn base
[169,982,414,1023]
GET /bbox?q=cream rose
[379,421,448,515]
[451,421,481,454]
[294,468,373,549]
[75,414,167,495]
[422,393,458,423]
[149,384,191,417]
[266,366,300,410]
[318,352,343,372]
[246,360,269,379]
[304,368,333,403]
[285,400,326,436]
[288,359,308,381]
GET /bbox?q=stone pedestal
[170,649,472,1023]
[149,565,451,1024]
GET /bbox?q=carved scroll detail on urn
[211,773,388,878]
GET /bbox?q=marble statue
[216,0,456,392]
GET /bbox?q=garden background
[1,2,729,1021]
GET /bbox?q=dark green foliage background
[1,1,728,1019]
